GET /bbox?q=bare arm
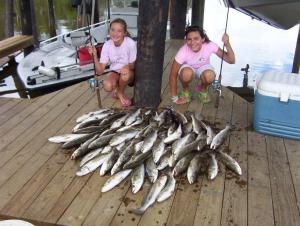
[88,46,107,77]
[169,60,181,96]
[120,62,135,74]
[216,33,235,64]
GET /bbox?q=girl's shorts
[178,64,215,79]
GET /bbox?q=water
[0,0,299,99]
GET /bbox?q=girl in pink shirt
[89,18,137,107]
[169,25,235,104]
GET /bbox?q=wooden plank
[247,103,274,226]
[44,95,119,223]
[81,179,130,226]
[0,87,101,216]
[0,87,72,167]
[21,154,85,221]
[0,98,22,115]
[284,139,300,214]
[266,136,300,226]
[162,88,206,226]
[109,41,182,225]
[0,90,59,139]
[0,84,90,210]
[0,56,10,66]
[0,97,11,105]
[193,88,233,226]
[221,94,248,226]
[0,35,33,58]
[57,40,180,225]
[160,40,183,95]
[56,173,108,226]
[0,98,31,125]
[17,90,115,221]
[0,89,59,142]
[109,181,152,226]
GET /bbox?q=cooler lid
[257,71,300,102]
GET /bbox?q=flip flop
[196,85,211,103]
[120,98,132,107]
[178,91,192,104]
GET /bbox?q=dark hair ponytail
[110,18,131,37]
[184,25,210,43]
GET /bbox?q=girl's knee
[120,71,134,83]
[202,70,216,84]
[180,68,194,82]
[103,80,114,92]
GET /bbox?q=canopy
[222,0,300,30]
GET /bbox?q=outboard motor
[241,64,250,87]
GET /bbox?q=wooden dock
[0,35,33,58]
[0,40,299,226]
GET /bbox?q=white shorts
[178,64,215,79]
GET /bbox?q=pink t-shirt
[100,37,137,72]
[175,41,219,69]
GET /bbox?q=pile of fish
[49,107,242,214]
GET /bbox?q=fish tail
[130,208,145,215]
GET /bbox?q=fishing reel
[212,80,221,90]
[212,80,222,97]
[88,78,97,91]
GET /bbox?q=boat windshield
[111,0,139,8]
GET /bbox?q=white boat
[17,4,138,91]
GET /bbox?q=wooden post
[5,0,14,38]
[93,0,99,24]
[170,0,187,39]
[30,0,38,47]
[192,0,205,27]
[47,0,57,37]
[134,0,169,107]
[19,0,36,54]
[292,25,300,73]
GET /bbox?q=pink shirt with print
[100,37,137,72]
[175,41,219,69]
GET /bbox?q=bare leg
[199,69,216,89]
[179,67,194,91]
[174,67,195,105]
[103,72,120,92]
[117,69,134,106]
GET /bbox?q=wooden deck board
[247,104,274,226]
[0,39,300,226]
[221,94,248,226]
[193,88,233,226]
[0,93,55,138]
[0,88,102,216]
[266,136,300,226]
[0,35,33,58]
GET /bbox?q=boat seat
[62,30,97,48]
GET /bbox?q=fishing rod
[85,0,102,108]
[213,4,230,108]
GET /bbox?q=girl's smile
[110,23,126,46]
[186,31,205,52]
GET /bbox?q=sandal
[196,84,211,103]
[175,91,192,105]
